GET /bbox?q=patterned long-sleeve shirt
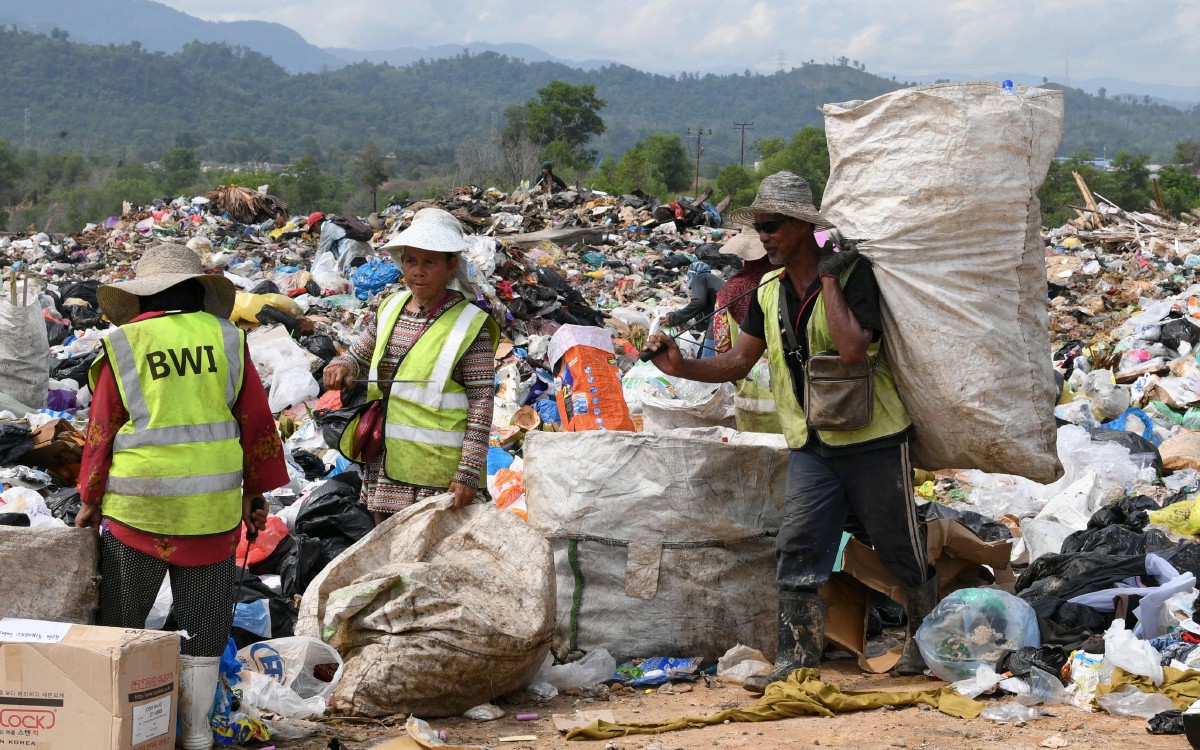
[78,311,289,566]
[330,291,494,514]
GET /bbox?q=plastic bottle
[1002,79,1016,96]
[980,702,1040,722]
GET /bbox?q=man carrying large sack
[645,171,937,690]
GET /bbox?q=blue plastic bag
[1099,407,1158,445]
[613,657,702,686]
[350,259,400,300]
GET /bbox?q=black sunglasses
[752,218,789,234]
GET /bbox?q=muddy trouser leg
[776,448,852,594]
[822,439,929,589]
[822,439,935,673]
[170,554,237,658]
[99,532,169,630]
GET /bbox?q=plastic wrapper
[526,648,616,698]
[1097,684,1175,718]
[716,643,773,685]
[1103,618,1164,685]
[613,656,701,686]
[915,588,1041,682]
[237,636,344,718]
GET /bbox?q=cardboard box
[820,518,1015,673]
[0,619,179,749]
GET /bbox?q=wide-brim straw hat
[97,242,235,326]
[719,231,767,261]
[382,207,467,254]
[727,170,835,229]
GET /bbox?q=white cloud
[152,0,1200,87]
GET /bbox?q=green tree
[759,127,831,202]
[716,164,753,208]
[1157,166,1200,215]
[593,133,691,197]
[354,142,388,212]
[1108,150,1152,210]
[502,81,606,168]
[292,155,323,210]
[158,147,199,195]
[1175,140,1200,172]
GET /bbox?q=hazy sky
[155,0,1199,88]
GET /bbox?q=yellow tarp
[565,668,984,741]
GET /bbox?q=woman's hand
[449,482,477,510]
[323,363,352,391]
[242,495,268,539]
[75,503,101,530]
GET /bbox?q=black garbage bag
[1016,552,1149,602]
[278,534,324,599]
[995,645,1069,678]
[1087,494,1159,532]
[314,405,362,452]
[45,318,71,347]
[45,488,81,526]
[59,280,101,307]
[53,351,101,384]
[533,267,607,328]
[1061,524,1173,556]
[1157,543,1200,580]
[231,573,298,648]
[247,280,281,296]
[1089,429,1163,475]
[291,449,328,481]
[0,423,34,464]
[300,335,338,366]
[60,302,104,331]
[1029,597,1111,650]
[1160,317,1200,351]
[917,502,1013,542]
[279,474,374,598]
[256,305,302,338]
[249,531,295,577]
[1147,709,1184,735]
[0,513,30,526]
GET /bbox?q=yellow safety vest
[91,312,246,536]
[342,292,499,489]
[757,266,911,450]
[723,309,782,434]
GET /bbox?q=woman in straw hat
[324,208,499,522]
[75,242,289,750]
[712,229,782,433]
[646,171,936,687]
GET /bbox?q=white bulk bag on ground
[0,300,50,411]
[295,496,554,718]
[524,428,788,663]
[0,527,98,622]
[820,82,1064,482]
[640,381,736,431]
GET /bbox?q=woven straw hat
[727,171,834,229]
[382,208,467,254]
[97,243,235,326]
[719,231,767,261]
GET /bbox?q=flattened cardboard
[819,518,1014,673]
[0,621,179,750]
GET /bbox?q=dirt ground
[270,659,1187,750]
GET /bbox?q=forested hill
[3,27,1197,165]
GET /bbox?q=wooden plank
[502,226,607,248]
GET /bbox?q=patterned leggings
[98,533,235,657]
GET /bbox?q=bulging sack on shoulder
[820,83,1064,482]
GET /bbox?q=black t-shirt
[741,259,908,455]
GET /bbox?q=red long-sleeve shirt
[78,312,290,566]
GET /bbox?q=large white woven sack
[821,82,1064,482]
[296,496,554,718]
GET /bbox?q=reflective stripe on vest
[362,292,498,488]
[99,313,246,536]
[757,266,911,449]
[724,309,783,433]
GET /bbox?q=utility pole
[23,108,29,150]
[733,122,754,166]
[687,127,712,197]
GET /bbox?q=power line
[733,122,754,165]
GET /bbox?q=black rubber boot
[744,591,825,694]
[892,577,940,676]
